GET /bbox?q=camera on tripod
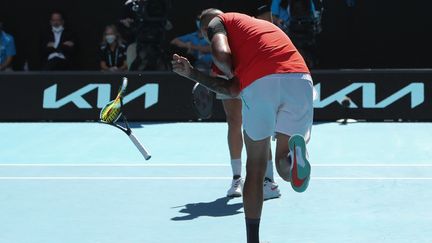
[124,0,171,71]
[126,0,170,42]
[127,0,169,22]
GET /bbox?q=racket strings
[192,83,214,119]
[196,89,211,108]
[100,98,122,123]
[99,77,128,123]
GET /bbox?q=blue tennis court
[1,122,431,243]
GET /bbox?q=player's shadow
[171,197,243,221]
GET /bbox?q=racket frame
[99,79,151,160]
[191,83,214,120]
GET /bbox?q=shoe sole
[289,134,311,193]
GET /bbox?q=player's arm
[190,65,239,96]
[207,17,234,79]
[211,34,233,78]
[172,54,240,97]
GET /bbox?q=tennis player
[211,5,281,200]
[172,9,313,243]
[212,65,280,200]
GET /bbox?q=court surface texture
[0,122,431,243]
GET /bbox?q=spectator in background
[271,0,290,30]
[42,11,75,70]
[99,25,128,72]
[170,15,212,72]
[0,21,16,71]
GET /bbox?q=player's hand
[171,54,193,78]
[47,42,55,48]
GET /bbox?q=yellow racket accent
[100,98,122,123]
[99,77,128,123]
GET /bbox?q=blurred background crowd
[0,0,430,72]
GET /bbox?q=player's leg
[243,132,269,243]
[263,147,281,200]
[223,98,243,170]
[274,73,314,192]
[265,149,274,181]
[240,75,279,243]
[275,133,291,181]
[223,96,280,199]
[222,98,244,197]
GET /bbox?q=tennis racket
[191,83,214,120]
[100,77,151,160]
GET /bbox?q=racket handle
[128,133,151,160]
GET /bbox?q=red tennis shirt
[218,12,310,91]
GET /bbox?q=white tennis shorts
[240,73,315,142]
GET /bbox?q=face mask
[106,35,116,44]
[52,26,64,33]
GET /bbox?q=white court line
[0,163,227,167]
[0,176,432,180]
[0,163,432,167]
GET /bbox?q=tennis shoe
[288,135,311,193]
[227,178,243,197]
[263,178,281,200]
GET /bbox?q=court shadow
[171,197,243,221]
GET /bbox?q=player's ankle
[245,217,260,243]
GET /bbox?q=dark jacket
[42,28,75,61]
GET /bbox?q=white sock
[265,160,274,181]
[231,158,242,177]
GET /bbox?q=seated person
[0,21,16,71]
[99,25,128,72]
[42,11,75,70]
[170,16,212,72]
[271,0,290,29]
